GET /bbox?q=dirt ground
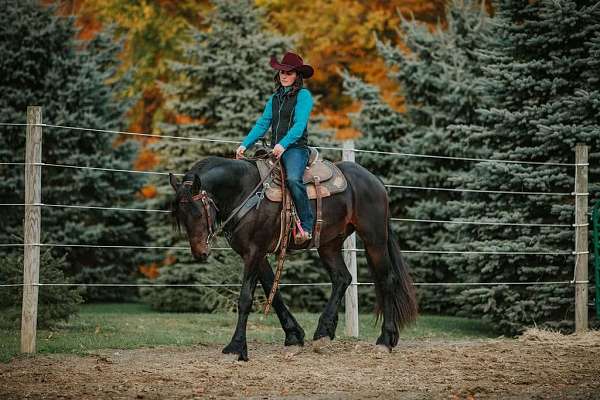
[1,330,599,400]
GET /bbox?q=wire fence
[0,122,581,166]
[0,121,584,292]
[0,242,575,255]
[0,281,578,288]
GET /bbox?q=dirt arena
[1,330,599,399]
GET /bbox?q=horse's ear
[193,174,202,194]
[169,173,179,191]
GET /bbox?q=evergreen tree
[0,250,83,328]
[343,0,492,312]
[141,0,293,311]
[446,0,600,334]
[0,1,146,301]
[380,1,492,313]
[341,73,408,309]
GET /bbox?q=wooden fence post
[21,106,42,353]
[574,144,589,332]
[343,140,359,337]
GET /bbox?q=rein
[208,156,280,245]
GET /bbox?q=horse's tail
[374,220,419,333]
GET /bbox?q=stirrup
[294,231,312,245]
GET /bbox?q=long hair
[273,71,304,96]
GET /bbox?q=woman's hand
[272,144,285,159]
[235,146,246,159]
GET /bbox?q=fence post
[342,140,359,337]
[574,143,588,332]
[21,106,42,353]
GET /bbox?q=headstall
[180,180,220,244]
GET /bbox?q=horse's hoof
[374,344,392,354]
[312,337,332,354]
[284,345,303,359]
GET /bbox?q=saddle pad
[255,159,347,202]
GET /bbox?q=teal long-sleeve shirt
[242,88,313,150]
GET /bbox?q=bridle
[180,180,219,244]
[178,155,280,248]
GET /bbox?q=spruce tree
[341,73,408,309]
[0,1,146,302]
[141,0,293,311]
[380,1,492,313]
[343,0,492,312]
[446,0,600,334]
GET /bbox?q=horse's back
[335,161,387,196]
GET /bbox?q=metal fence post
[342,140,359,337]
[21,106,42,353]
[574,143,588,332]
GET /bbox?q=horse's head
[169,173,219,263]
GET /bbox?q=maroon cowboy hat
[270,52,314,79]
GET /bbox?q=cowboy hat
[270,52,314,79]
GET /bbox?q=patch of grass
[0,303,495,363]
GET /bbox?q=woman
[235,52,315,245]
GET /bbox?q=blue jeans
[281,146,314,233]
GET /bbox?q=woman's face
[279,70,297,87]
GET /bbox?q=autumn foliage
[50,0,446,144]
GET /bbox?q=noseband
[180,180,219,244]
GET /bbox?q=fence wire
[0,121,585,293]
[0,122,578,166]
[0,281,577,288]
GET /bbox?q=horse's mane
[188,156,231,176]
[172,156,256,231]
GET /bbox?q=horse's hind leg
[363,242,399,349]
[353,205,412,349]
[313,239,352,341]
[360,230,418,351]
[257,257,305,347]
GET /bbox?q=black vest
[270,88,308,148]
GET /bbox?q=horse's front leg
[257,257,305,347]
[222,258,259,361]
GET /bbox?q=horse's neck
[203,160,259,220]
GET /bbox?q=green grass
[0,303,496,363]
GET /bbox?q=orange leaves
[138,254,177,279]
[139,184,157,199]
[139,262,160,279]
[51,0,446,141]
[134,148,159,171]
[320,105,361,140]
[257,0,444,137]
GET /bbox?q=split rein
[179,154,280,248]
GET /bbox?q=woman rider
[235,52,315,245]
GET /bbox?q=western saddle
[254,147,347,251]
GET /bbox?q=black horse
[169,156,418,361]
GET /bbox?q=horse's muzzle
[193,251,209,263]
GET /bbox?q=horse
[169,155,418,361]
